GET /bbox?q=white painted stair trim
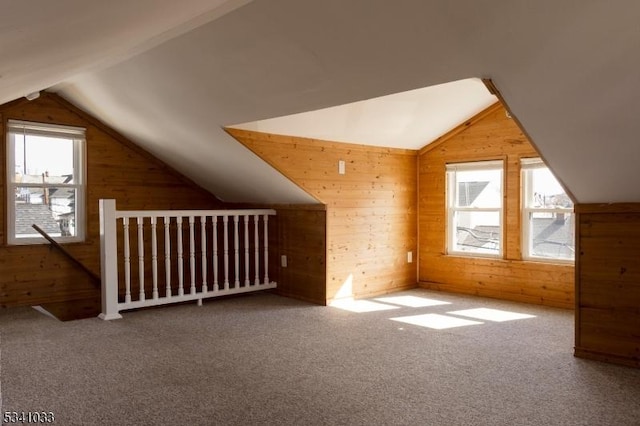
[99,199,276,320]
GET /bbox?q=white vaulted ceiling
[229,78,498,150]
[2,0,640,203]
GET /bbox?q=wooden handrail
[31,224,101,286]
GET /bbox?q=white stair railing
[99,199,277,320]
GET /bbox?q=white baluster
[263,214,269,284]
[101,206,276,318]
[244,215,250,287]
[151,217,159,300]
[123,217,131,303]
[177,216,184,296]
[201,216,208,293]
[254,215,259,285]
[223,216,229,290]
[164,216,171,298]
[212,216,219,291]
[189,216,196,295]
[233,215,240,288]
[137,217,145,301]
[98,199,121,320]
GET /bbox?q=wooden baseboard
[275,290,326,306]
[574,347,640,368]
[356,283,419,300]
[418,281,574,309]
[326,283,419,305]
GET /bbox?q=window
[6,120,86,244]
[446,160,503,257]
[521,158,574,261]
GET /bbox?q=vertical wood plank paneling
[0,94,227,310]
[271,205,327,305]
[418,104,574,309]
[228,128,417,303]
[575,204,640,367]
[504,154,523,260]
[0,115,5,246]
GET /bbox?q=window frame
[521,157,574,263]
[446,160,504,258]
[6,119,87,245]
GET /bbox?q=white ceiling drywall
[230,78,497,150]
[3,0,640,203]
[0,0,252,105]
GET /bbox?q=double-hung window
[446,160,503,257]
[521,158,574,261]
[6,120,86,244]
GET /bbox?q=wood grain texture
[482,79,576,202]
[0,117,5,245]
[419,102,501,156]
[575,207,640,367]
[0,94,226,309]
[228,128,418,303]
[418,104,575,309]
[271,205,327,305]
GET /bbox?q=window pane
[528,211,575,260]
[455,169,502,208]
[13,134,76,183]
[8,121,85,244]
[453,211,501,254]
[14,186,78,238]
[525,168,573,209]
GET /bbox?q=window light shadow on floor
[447,308,536,322]
[330,293,537,330]
[330,295,449,313]
[390,313,483,330]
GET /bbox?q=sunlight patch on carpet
[390,313,483,329]
[448,308,536,322]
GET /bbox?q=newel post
[98,199,122,320]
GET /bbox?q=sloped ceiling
[230,78,498,150]
[3,0,640,203]
[0,0,252,104]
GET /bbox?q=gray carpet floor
[1,289,639,426]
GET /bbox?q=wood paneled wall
[270,204,327,305]
[227,129,418,303]
[0,93,226,309]
[418,103,574,309]
[575,204,640,367]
